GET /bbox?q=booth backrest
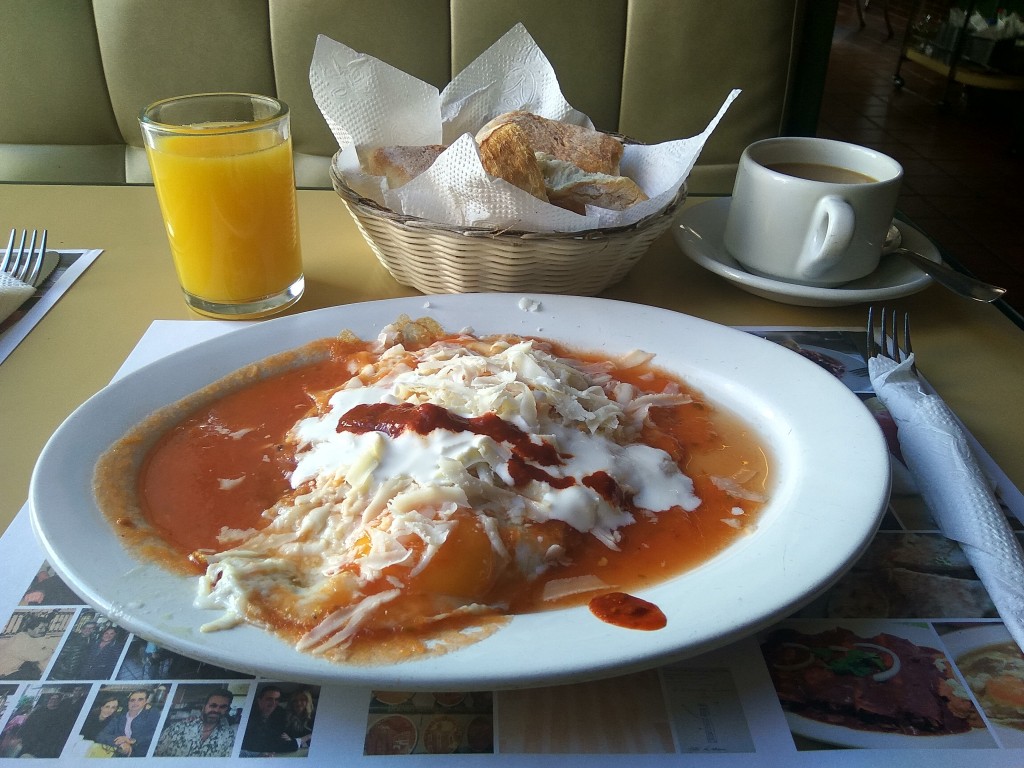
[0,0,836,193]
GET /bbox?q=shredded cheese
[195,327,703,653]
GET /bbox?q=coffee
[725,137,903,287]
[766,162,877,185]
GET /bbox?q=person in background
[0,701,30,757]
[20,565,81,606]
[50,620,98,680]
[79,626,123,680]
[143,643,173,680]
[154,689,237,757]
[80,694,120,742]
[0,614,59,680]
[114,641,147,681]
[284,688,316,745]
[96,688,161,757]
[16,691,77,758]
[76,693,122,757]
[240,685,304,756]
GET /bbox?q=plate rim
[29,294,891,689]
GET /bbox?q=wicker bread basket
[330,153,686,295]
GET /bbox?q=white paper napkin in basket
[869,354,1024,650]
[0,272,35,326]
[310,23,739,233]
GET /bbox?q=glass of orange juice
[139,93,304,319]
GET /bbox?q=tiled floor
[819,0,1024,319]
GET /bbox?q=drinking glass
[140,93,304,318]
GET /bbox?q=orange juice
[147,129,302,308]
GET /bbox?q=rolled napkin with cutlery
[869,353,1024,651]
[0,272,36,326]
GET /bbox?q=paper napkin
[310,23,739,233]
[869,354,1024,651]
[0,272,36,326]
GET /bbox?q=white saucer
[674,198,937,307]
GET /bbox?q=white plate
[674,198,937,307]
[29,295,890,689]
[942,622,1016,660]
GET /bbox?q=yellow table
[1,183,1022,534]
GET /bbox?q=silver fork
[1,229,49,287]
[866,305,915,373]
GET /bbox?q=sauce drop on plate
[589,592,667,631]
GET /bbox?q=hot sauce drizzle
[336,402,632,498]
[589,592,668,631]
[337,402,562,466]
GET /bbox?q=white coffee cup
[723,137,903,287]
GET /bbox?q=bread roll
[536,153,648,215]
[365,144,446,188]
[476,111,623,176]
[476,123,549,201]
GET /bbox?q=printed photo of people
[0,684,15,715]
[0,683,89,758]
[69,684,169,758]
[18,562,84,607]
[153,682,249,758]
[0,683,17,752]
[115,636,253,682]
[240,683,320,757]
[0,608,73,681]
[49,610,128,681]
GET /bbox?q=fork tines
[867,306,914,369]
[0,229,22,273]
[1,229,48,286]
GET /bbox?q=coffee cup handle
[797,195,855,281]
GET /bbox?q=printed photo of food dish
[794,532,997,620]
[365,691,493,754]
[759,620,994,749]
[752,330,871,394]
[941,623,1024,748]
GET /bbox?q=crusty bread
[476,122,548,201]
[536,153,648,215]
[476,111,623,176]
[365,144,446,188]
